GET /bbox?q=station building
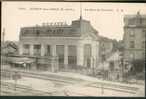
[19,17,113,70]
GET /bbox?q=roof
[1,41,18,49]
[124,15,146,19]
[20,18,98,38]
[124,12,146,19]
[98,35,113,42]
[1,41,18,55]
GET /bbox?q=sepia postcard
[1,1,146,97]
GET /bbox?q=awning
[13,62,25,64]
[8,57,35,64]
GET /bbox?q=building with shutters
[123,12,146,61]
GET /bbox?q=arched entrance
[84,44,92,68]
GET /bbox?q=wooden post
[101,83,104,95]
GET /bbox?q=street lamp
[120,57,124,82]
[101,54,105,95]
[12,71,21,95]
[92,56,95,76]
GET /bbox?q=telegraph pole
[79,2,82,34]
[3,28,5,41]
[2,28,5,55]
[80,2,82,20]
[0,28,5,95]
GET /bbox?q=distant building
[1,41,18,66]
[1,41,18,55]
[19,17,101,70]
[98,36,114,62]
[123,12,146,61]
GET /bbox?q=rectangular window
[36,30,40,36]
[34,44,41,56]
[142,52,145,59]
[128,19,135,25]
[143,30,146,38]
[56,45,64,64]
[129,41,135,48]
[68,45,77,56]
[47,29,52,33]
[46,45,51,56]
[68,45,77,66]
[23,44,30,55]
[142,41,145,48]
[129,31,135,37]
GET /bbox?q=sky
[2,2,146,41]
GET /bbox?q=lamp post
[92,57,95,76]
[12,71,21,95]
[102,53,106,80]
[101,45,106,95]
[101,54,105,95]
[2,28,5,45]
[119,52,124,82]
[0,28,5,95]
[1,28,5,65]
[121,58,124,82]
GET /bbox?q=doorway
[84,44,92,68]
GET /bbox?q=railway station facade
[19,17,100,70]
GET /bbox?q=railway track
[86,81,139,94]
[88,83,137,94]
[1,81,54,96]
[1,69,83,85]
[1,69,140,95]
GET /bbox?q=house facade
[123,12,146,61]
[98,36,114,62]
